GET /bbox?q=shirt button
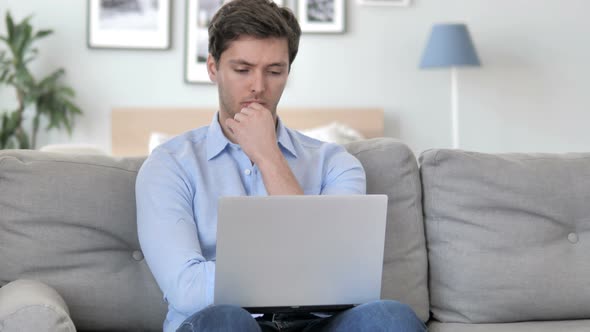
[132,250,144,261]
[244,169,252,176]
[568,233,578,244]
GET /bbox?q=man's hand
[224,103,280,165]
[224,103,303,195]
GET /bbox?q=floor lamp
[420,23,481,149]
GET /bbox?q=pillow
[299,122,365,144]
[0,151,166,330]
[345,138,429,321]
[0,279,76,332]
[148,132,172,154]
[39,143,107,155]
[421,149,590,323]
[148,123,366,153]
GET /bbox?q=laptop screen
[214,195,388,312]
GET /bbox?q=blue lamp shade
[420,23,481,68]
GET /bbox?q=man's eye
[235,69,248,73]
[269,71,282,76]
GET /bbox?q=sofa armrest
[0,279,76,332]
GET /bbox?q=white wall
[1,0,589,154]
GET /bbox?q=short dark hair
[208,0,301,69]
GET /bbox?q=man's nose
[250,71,266,94]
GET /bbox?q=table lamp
[420,23,481,149]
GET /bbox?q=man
[136,0,426,331]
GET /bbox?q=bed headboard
[111,108,383,156]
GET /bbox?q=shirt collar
[206,112,298,160]
[206,112,231,160]
[276,116,298,158]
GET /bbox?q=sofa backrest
[421,149,590,323]
[0,138,430,330]
[346,138,429,321]
[0,151,166,331]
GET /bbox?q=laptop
[214,195,388,313]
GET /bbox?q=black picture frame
[297,0,346,34]
[87,0,171,50]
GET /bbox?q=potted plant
[0,12,82,149]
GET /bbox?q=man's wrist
[254,146,284,171]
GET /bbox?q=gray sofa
[1,138,589,331]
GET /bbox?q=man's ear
[207,54,218,83]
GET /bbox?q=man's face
[207,36,290,123]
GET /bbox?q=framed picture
[88,0,171,49]
[185,0,224,83]
[357,0,410,6]
[297,0,345,34]
[184,0,287,83]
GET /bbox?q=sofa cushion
[345,138,429,322]
[421,149,590,323]
[0,279,75,332]
[429,320,590,332]
[0,151,165,331]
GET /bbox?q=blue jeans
[177,300,427,332]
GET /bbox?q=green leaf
[1,12,83,150]
[0,70,8,82]
[8,110,20,130]
[11,27,24,59]
[13,66,35,93]
[6,13,15,43]
[62,109,72,133]
[64,100,82,115]
[17,24,34,60]
[15,129,29,149]
[0,52,9,82]
[47,108,59,130]
[57,86,75,97]
[0,110,21,149]
[39,68,64,88]
[1,113,9,133]
[23,93,39,106]
[0,132,6,149]
[23,48,38,64]
[32,113,40,133]
[8,16,27,61]
[33,29,53,40]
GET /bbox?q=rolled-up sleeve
[135,149,215,315]
[320,144,366,195]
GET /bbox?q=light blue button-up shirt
[136,113,366,332]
